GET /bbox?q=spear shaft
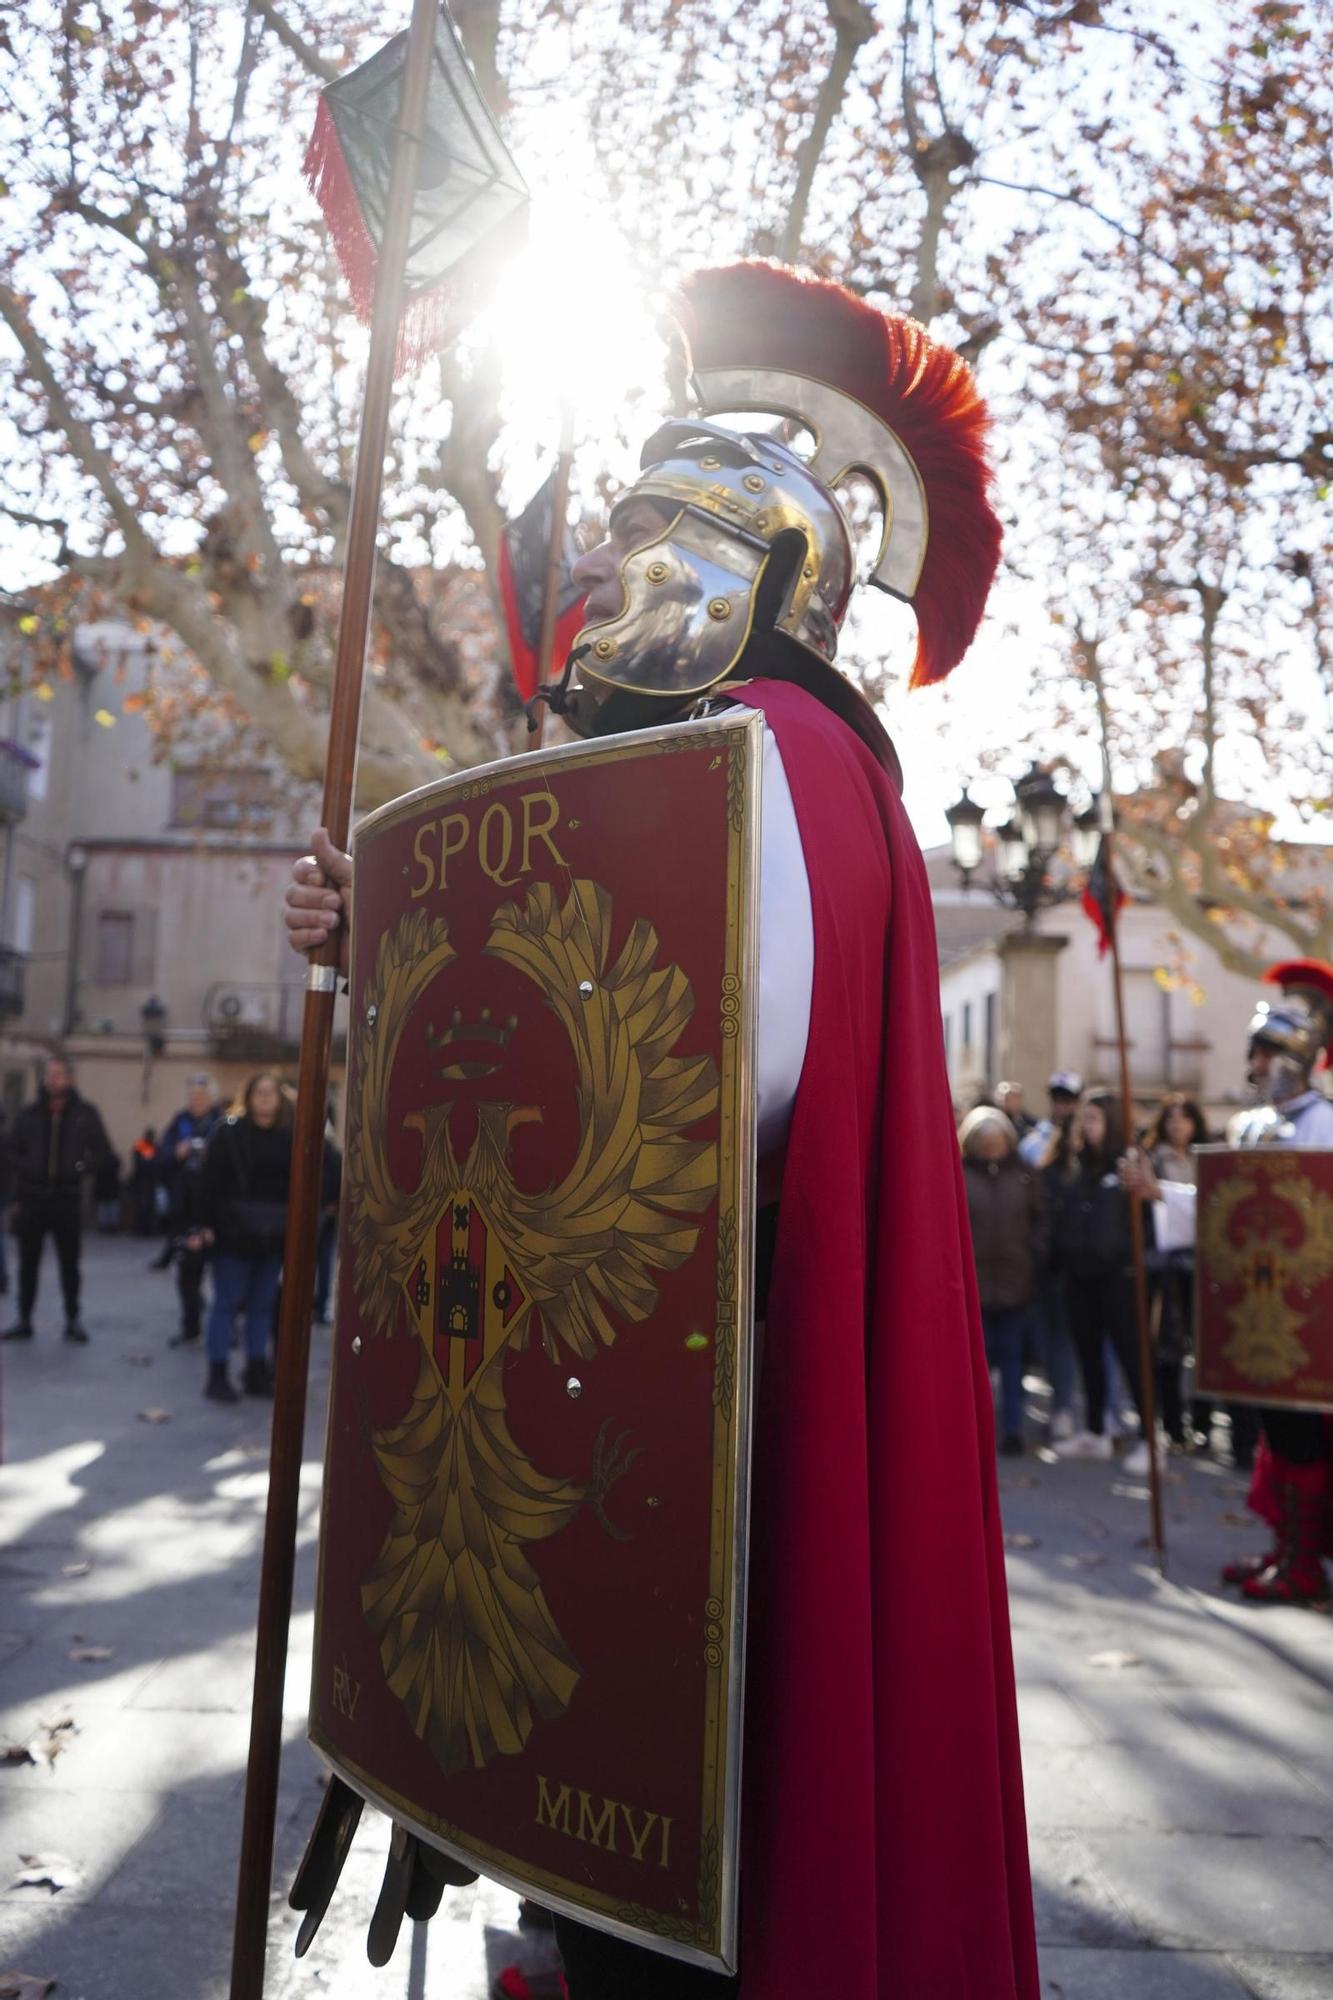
[529,406,575,748]
[229,3,439,1990]
[1099,798,1167,1572]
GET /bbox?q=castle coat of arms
[310,713,762,1972]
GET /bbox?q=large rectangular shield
[1195,1145,1333,1411]
[310,711,762,1971]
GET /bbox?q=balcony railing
[0,946,27,1017]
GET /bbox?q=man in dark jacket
[2,1055,114,1344]
[155,1073,225,1347]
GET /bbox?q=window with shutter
[131,904,158,984]
[95,910,134,984]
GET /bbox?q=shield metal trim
[308,711,763,1971]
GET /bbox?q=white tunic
[1152,1089,1333,1251]
[756,726,814,1160]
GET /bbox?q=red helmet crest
[674,260,1002,688]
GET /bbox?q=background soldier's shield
[1195,1145,1333,1412]
[311,712,762,1972]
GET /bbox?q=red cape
[734,681,1038,1999]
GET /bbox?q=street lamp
[1014,764,1066,856]
[141,993,168,1056]
[946,767,1097,928]
[140,992,168,1102]
[996,816,1029,886]
[942,788,985,883]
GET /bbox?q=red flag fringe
[302,94,472,376]
[303,96,377,318]
[497,530,584,701]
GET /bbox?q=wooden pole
[528,405,575,748]
[1101,797,1168,1573]
[229,4,440,1991]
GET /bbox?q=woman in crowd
[192,1070,294,1403]
[960,1107,1048,1456]
[1143,1094,1210,1446]
[1049,1088,1154,1473]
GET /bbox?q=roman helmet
[1246,958,1333,1102]
[545,260,1002,732]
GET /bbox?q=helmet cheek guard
[573,505,765,703]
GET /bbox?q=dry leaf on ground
[1004,1532,1040,1550]
[1085,1649,1143,1670]
[29,1716,76,1768]
[9,1852,83,1892]
[137,1408,173,1424]
[0,1973,59,1999]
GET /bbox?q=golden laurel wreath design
[345,880,719,1775]
[1199,1166,1333,1388]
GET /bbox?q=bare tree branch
[213,262,349,526]
[1119,819,1318,980]
[451,0,505,118]
[780,0,876,264]
[973,174,1173,267]
[250,0,337,84]
[0,283,155,567]
[897,0,977,324]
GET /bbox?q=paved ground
[1,1237,1331,1998]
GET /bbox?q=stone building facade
[0,608,340,1158]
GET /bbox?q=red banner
[1195,1145,1333,1411]
[310,713,762,1970]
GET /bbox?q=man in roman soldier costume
[286,262,1038,1998]
[1130,959,1333,1608]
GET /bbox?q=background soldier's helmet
[570,260,1003,705]
[1247,958,1333,1074]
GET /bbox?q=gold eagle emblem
[1198,1161,1333,1388]
[345,882,719,1775]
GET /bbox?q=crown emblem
[427,1007,518,1080]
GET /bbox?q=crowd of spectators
[959,1072,1249,1471]
[0,1057,339,1402]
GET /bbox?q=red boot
[1221,1549,1278,1586]
[1241,1457,1331,1606]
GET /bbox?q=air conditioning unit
[212,988,268,1029]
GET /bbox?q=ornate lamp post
[140,992,168,1101]
[946,764,1100,929]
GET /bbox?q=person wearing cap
[1017,1070,1082,1166]
[1125,959,1333,1603]
[156,1073,225,1348]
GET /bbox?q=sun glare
[476,138,665,503]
